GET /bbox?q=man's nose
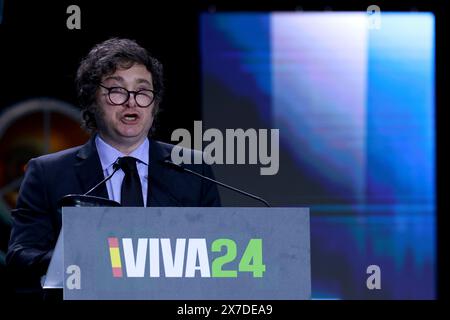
[125,92,138,108]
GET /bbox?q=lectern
[44,207,311,300]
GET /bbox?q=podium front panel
[62,207,310,300]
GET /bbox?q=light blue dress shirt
[95,135,149,206]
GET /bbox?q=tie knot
[117,156,138,174]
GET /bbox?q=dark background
[0,0,448,303]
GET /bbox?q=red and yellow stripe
[108,237,123,277]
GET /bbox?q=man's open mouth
[122,113,140,123]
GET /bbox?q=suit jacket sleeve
[6,158,57,286]
[200,162,221,207]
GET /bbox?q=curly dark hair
[76,38,164,134]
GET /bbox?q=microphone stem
[84,166,120,196]
[182,167,271,207]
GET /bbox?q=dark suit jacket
[6,138,221,294]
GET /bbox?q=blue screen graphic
[201,12,435,299]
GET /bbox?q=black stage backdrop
[0,0,448,311]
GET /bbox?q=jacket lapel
[147,140,183,206]
[74,136,109,199]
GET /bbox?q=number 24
[211,239,266,278]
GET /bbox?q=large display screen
[201,12,435,299]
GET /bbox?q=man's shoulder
[152,140,203,160]
[152,140,175,152]
[30,144,84,167]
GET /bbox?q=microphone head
[113,158,122,171]
[161,159,184,171]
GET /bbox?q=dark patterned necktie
[117,156,144,206]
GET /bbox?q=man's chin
[117,127,144,138]
[117,131,148,143]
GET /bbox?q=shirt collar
[95,134,149,171]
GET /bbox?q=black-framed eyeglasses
[99,84,156,108]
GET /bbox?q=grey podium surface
[47,207,310,300]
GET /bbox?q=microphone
[161,160,271,207]
[84,159,121,196]
[58,159,122,208]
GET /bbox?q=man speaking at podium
[6,38,221,297]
